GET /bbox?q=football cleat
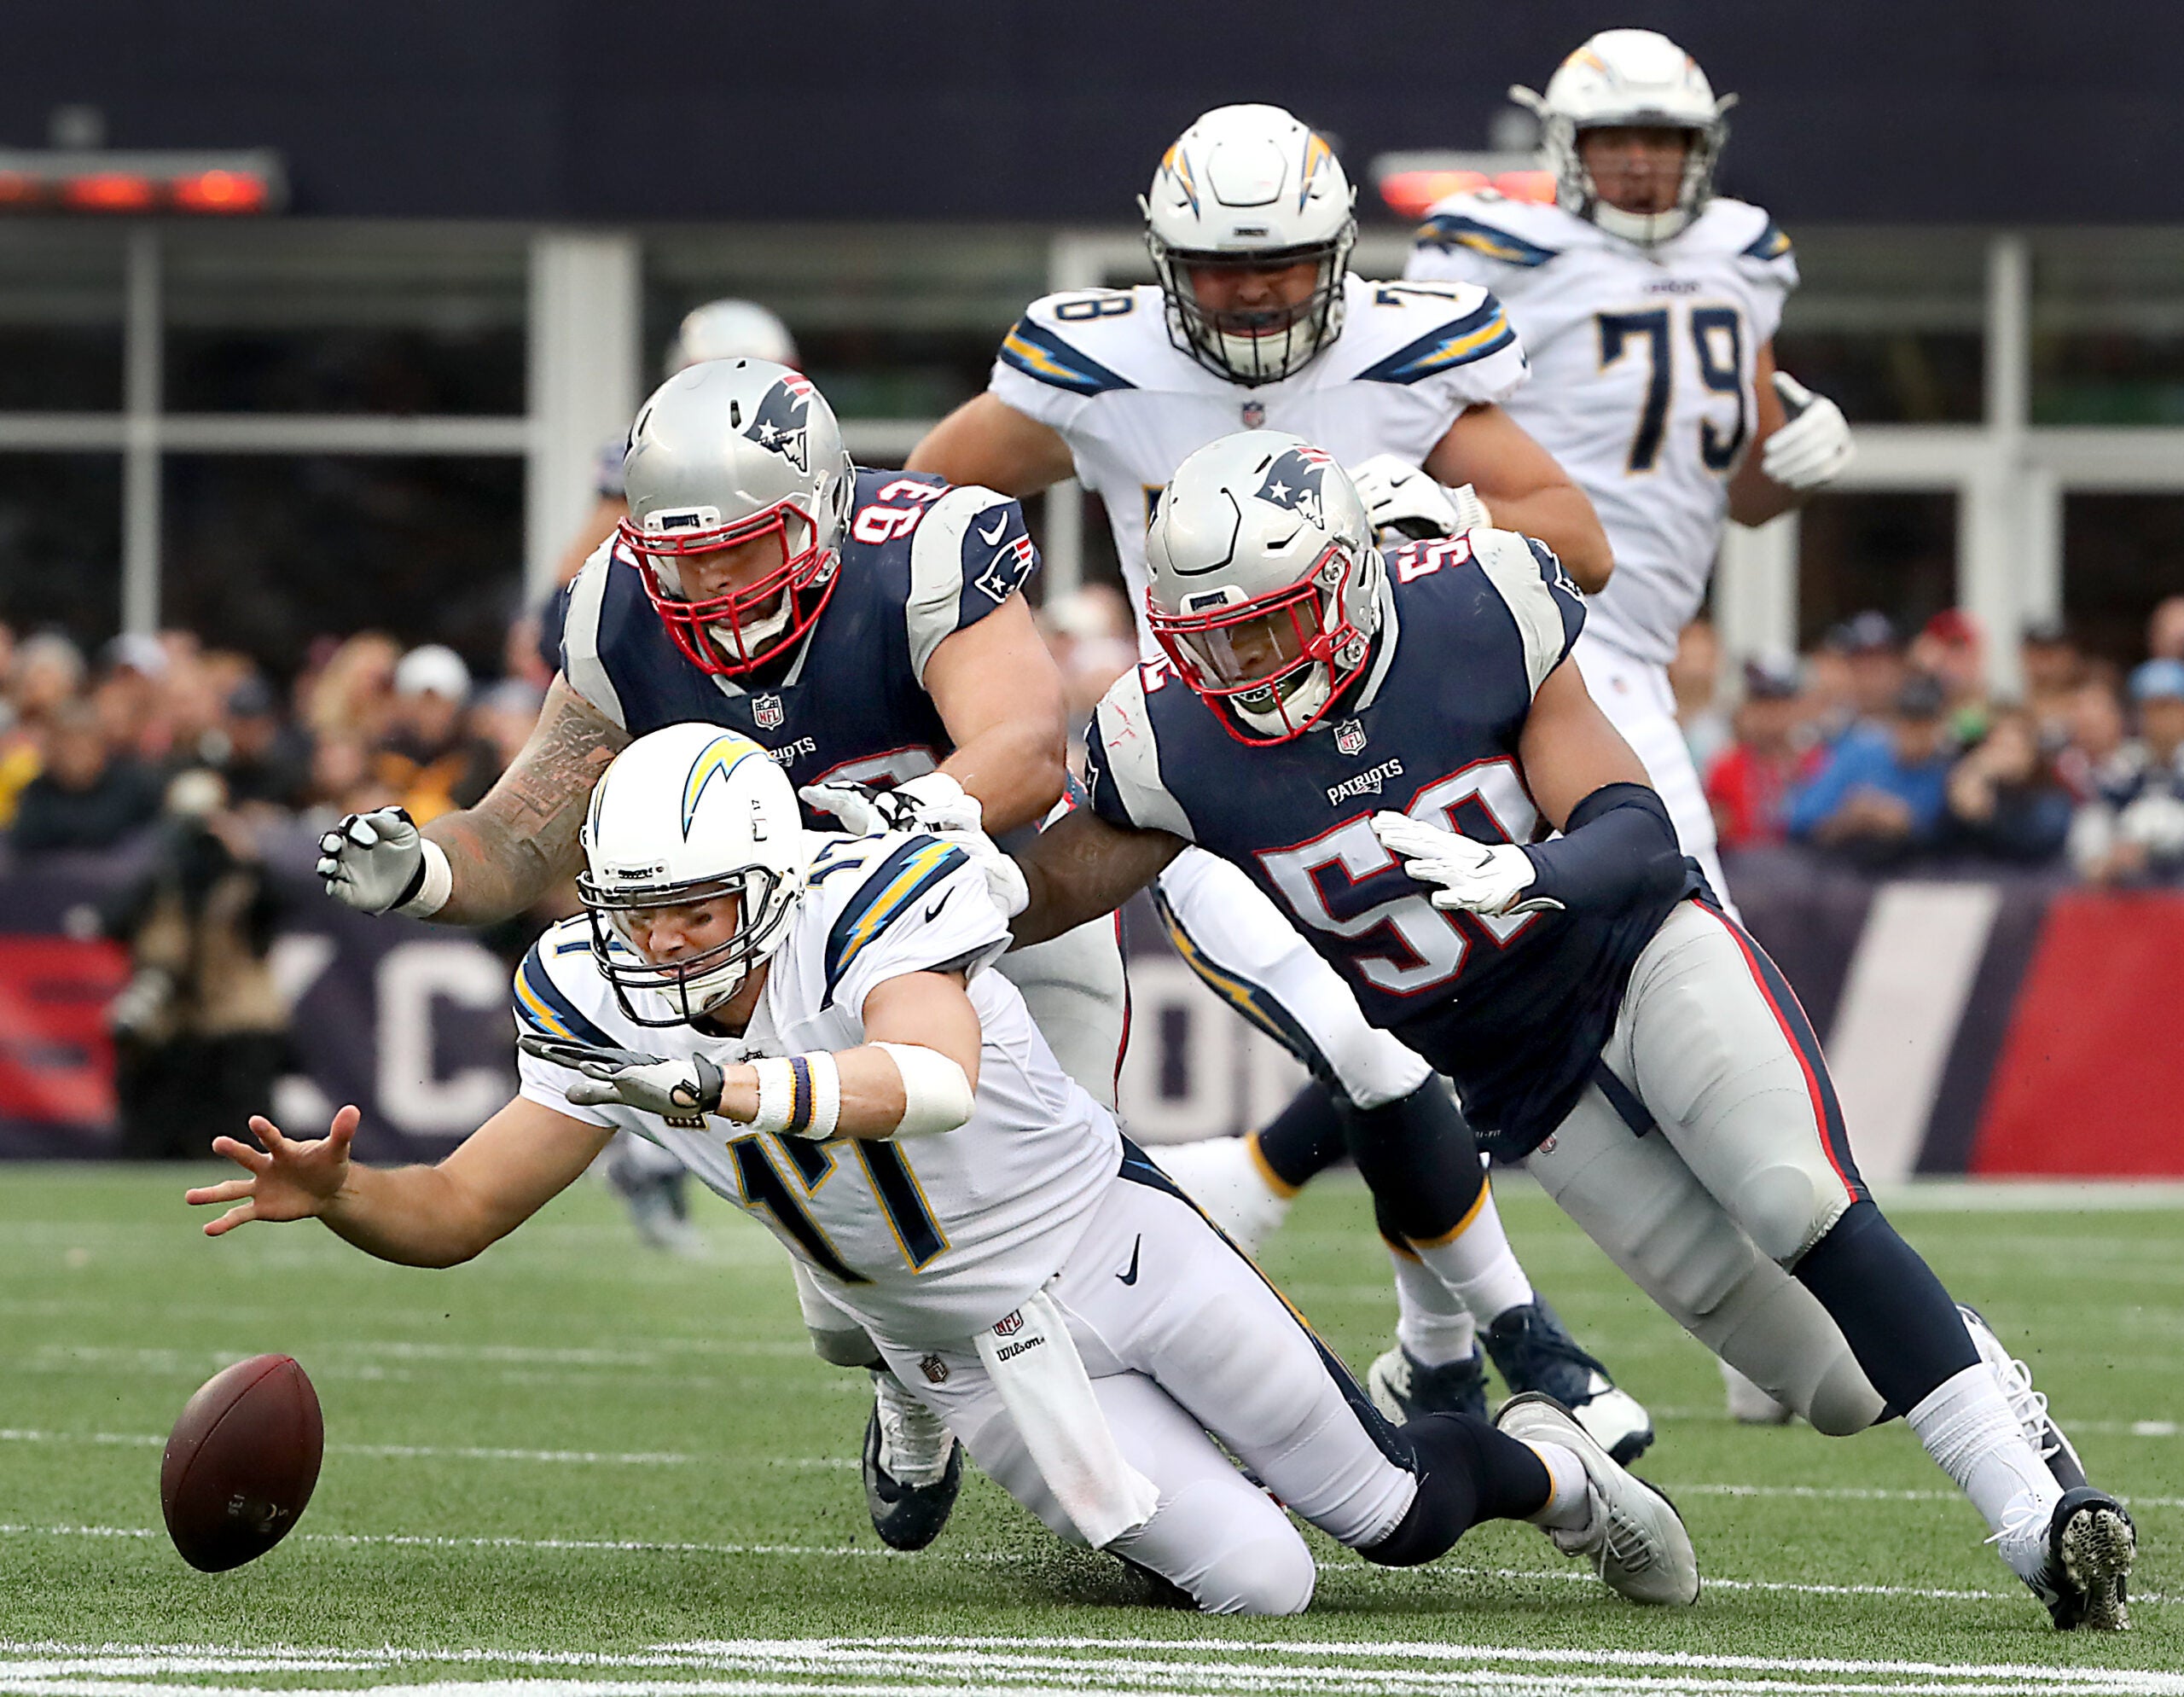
[1150,1136,1291,1255]
[1495,1392,1699,1607]
[604,1149,704,1258]
[862,1371,961,1553]
[1484,1300,1654,1464]
[1721,1359,1796,1427]
[2021,1486,2135,1630]
[1368,1343,1489,1423]
[1958,1304,2088,1491]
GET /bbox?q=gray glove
[519,1033,726,1129]
[318,807,441,916]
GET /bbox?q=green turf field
[1,1162,2176,1694]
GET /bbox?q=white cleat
[1150,1136,1291,1255]
[1721,1357,1795,1426]
[1496,1392,1699,1607]
[1958,1304,2088,1490]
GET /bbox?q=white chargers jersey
[513,831,1121,1348]
[988,273,1529,647]
[1408,193,1798,666]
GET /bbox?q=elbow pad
[1521,782,1689,912]
[874,1042,975,1138]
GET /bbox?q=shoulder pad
[1412,195,1564,269]
[1687,198,1794,264]
[1086,664,1194,840]
[1467,528,1585,697]
[996,288,1150,396]
[903,484,1037,680]
[512,921,621,1049]
[1351,290,1520,386]
[819,833,979,1001]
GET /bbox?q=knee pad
[1712,1276,1883,1436]
[807,1326,883,1369]
[1734,1160,1846,1266]
[1194,1532,1316,1616]
[1806,1345,1888,1437]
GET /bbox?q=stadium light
[0,148,286,215]
[1368,151,1554,223]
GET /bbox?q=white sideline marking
[0,1431,697,1467]
[1658,1479,2184,1511]
[0,1524,2167,1608]
[1,1634,2181,1696]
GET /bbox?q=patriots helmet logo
[742,373,814,474]
[1253,445,1332,527]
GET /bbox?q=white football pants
[1522,899,1885,1436]
[1153,846,1433,1110]
[1571,632,1737,919]
[875,1160,1420,1614]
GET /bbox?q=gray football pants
[1522,899,1888,1437]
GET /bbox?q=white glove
[1761,372,1854,490]
[518,1034,727,1126]
[1346,454,1490,544]
[2119,790,2184,857]
[317,807,450,917]
[799,771,1029,920]
[1370,811,1562,918]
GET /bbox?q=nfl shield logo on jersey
[753,694,785,730]
[1240,400,1265,428]
[920,1353,950,1386]
[1334,718,1368,757]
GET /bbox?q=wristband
[395,839,454,919]
[874,1041,974,1138]
[750,1052,842,1140]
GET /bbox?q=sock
[1406,1178,1536,1327]
[1356,1413,1551,1566]
[1343,1079,1486,1243]
[1249,1084,1347,1193]
[1390,1246,1478,1367]
[1908,1363,2063,1579]
[1793,1200,1978,1413]
[1522,1440,1592,1531]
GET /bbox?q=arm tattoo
[423,677,630,925]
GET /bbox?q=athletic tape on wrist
[750,1053,841,1140]
[874,1041,973,1138]
[396,840,453,918]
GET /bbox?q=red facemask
[619,499,839,677]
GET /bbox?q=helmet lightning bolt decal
[681,735,760,840]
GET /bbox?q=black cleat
[2025,1485,2135,1630]
[1484,1300,1654,1465]
[861,1382,963,1553]
[1368,1342,1490,1423]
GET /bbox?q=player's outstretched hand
[1762,372,1854,491]
[517,1033,726,1120]
[800,775,1028,919]
[1371,811,1562,918]
[1346,454,1490,545]
[317,807,426,914]
[187,1106,360,1237]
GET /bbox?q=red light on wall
[172,169,268,213]
[0,172,38,206]
[64,172,156,212]
[1378,168,1557,224]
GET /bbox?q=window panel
[0,455,124,650]
[0,227,126,412]
[161,456,523,679]
[1773,229,1987,424]
[1796,490,1958,650]
[2061,494,2184,668]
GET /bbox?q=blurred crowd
[1677,593,2184,882]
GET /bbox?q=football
[160,1354,324,1573]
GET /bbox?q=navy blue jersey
[1085,527,1698,1158]
[559,469,1038,811]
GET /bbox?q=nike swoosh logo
[1116,1234,1141,1286]
[978,515,1008,544]
[924,889,952,922]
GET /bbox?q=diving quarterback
[312,358,1127,1554]
[1006,433,2134,1631]
[1209,30,1864,1428]
[194,724,1700,1619]
[908,102,1651,1458]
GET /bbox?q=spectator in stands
[9,699,162,854]
[2058,665,2129,802]
[1822,611,1905,743]
[1669,617,1732,772]
[1038,585,1136,776]
[1943,706,2072,863]
[373,644,501,824]
[2069,658,2184,886]
[303,631,399,748]
[2149,595,2184,664]
[1705,652,1819,851]
[1910,608,1990,745]
[2018,618,2082,751]
[1786,671,1955,862]
[1800,639,1857,747]
[101,769,292,1159]
[219,674,313,811]
[468,677,545,770]
[0,631,85,828]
